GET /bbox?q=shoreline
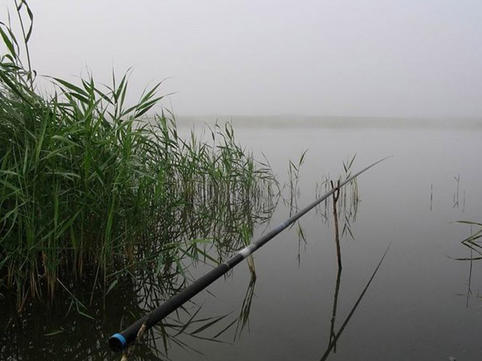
[173,115,482,129]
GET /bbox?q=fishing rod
[108,157,388,352]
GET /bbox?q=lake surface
[2,125,482,361]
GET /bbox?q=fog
[2,0,482,119]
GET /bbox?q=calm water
[2,126,482,361]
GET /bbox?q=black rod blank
[108,158,386,352]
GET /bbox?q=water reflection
[0,275,158,361]
[317,176,389,361]
[428,175,472,212]
[319,244,391,361]
[0,255,264,361]
[327,180,342,352]
[234,275,257,340]
[0,155,402,361]
[465,248,473,308]
[327,265,342,354]
[452,175,461,209]
[456,222,482,261]
[430,183,433,211]
[0,178,276,360]
[454,222,482,309]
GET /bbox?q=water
[2,125,482,361]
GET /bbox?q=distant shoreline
[174,115,482,129]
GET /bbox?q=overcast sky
[2,0,482,118]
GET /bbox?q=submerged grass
[0,2,277,309]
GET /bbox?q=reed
[0,1,277,309]
[456,221,482,260]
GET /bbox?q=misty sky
[2,0,482,118]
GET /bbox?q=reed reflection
[453,221,482,309]
[319,173,389,361]
[0,182,276,361]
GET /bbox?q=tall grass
[0,1,277,309]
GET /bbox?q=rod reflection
[319,244,390,361]
[319,176,390,360]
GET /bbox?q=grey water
[2,124,482,361]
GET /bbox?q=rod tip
[109,333,127,352]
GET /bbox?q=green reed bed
[0,3,276,309]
